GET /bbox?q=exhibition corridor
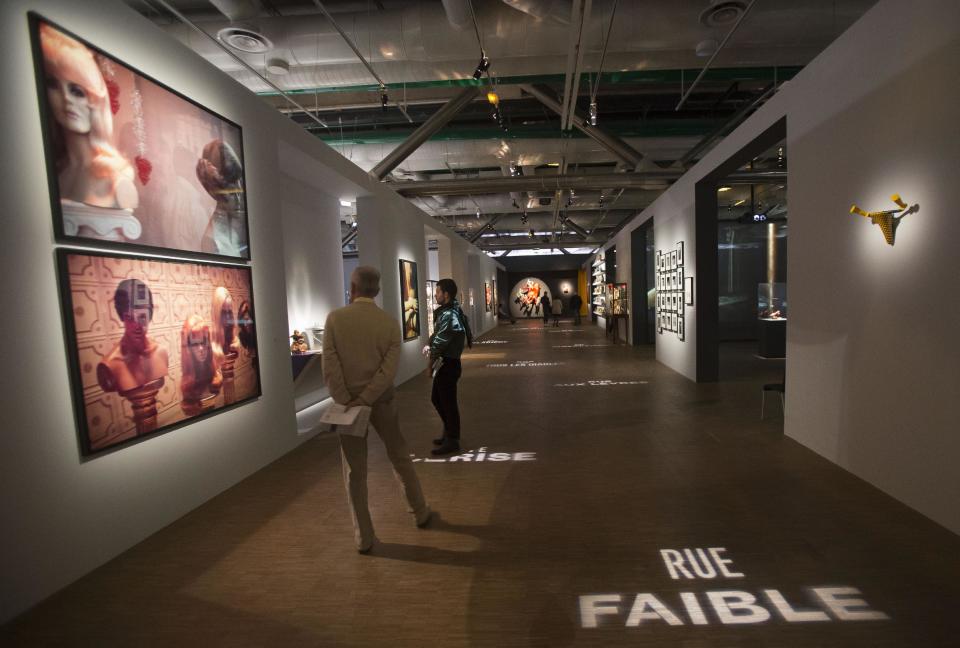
[3,320,958,647]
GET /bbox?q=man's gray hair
[351,265,381,298]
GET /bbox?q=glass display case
[610,283,629,315]
[758,282,787,320]
[591,253,606,317]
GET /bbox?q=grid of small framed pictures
[656,241,685,341]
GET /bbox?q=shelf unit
[591,252,606,317]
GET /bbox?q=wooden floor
[4,320,959,646]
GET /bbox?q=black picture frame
[30,13,252,262]
[56,248,262,458]
[399,259,420,341]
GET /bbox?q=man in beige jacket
[323,265,431,553]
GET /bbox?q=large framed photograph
[484,282,492,312]
[32,15,250,260]
[58,249,261,456]
[399,259,420,341]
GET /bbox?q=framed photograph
[399,259,419,341]
[57,249,261,456]
[678,316,685,341]
[32,15,250,260]
[484,281,492,312]
[676,241,684,265]
[685,276,694,306]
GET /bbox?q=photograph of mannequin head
[180,314,222,403]
[211,286,240,357]
[96,278,168,395]
[196,139,247,256]
[39,23,138,212]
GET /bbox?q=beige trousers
[338,394,428,549]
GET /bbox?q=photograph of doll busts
[60,251,261,455]
[179,315,222,416]
[399,259,420,341]
[33,17,249,258]
[510,277,552,319]
[484,282,492,312]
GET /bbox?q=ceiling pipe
[208,0,261,22]
[478,238,605,251]
[559,0,591,132]
[393,170,785,195]
[370,86,481,180]
[562,215,590,239]
[677,82,777,167]
[675,0,757,111]
[441,0,473,30]
[468,214,503,243]
[311,0,387,90]
[153,0,329,129]
[520,84,643,169]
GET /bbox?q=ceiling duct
[209,0,262,22]
[699,0,749,28]
[392,170,786,196]
[441,0,473,30]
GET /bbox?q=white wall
[281,176,344,333]
[0,0,494,622]
[358,195,501,385]
[608,0,960,533]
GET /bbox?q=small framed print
[676,241,684,265]
[672,313,678,330]
[656,251,661,267]
[678,316,685,340]
[685,276,694,306]
[677,266,684,285]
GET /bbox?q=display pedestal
[221,351,238,404]
[119,377,164,435]
[758,318,787,358]
[292,351,322,382]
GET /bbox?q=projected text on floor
[579,547,889,629]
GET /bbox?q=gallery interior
[2,0,958,645]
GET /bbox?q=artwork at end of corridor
[57,250,261,456]
[399,259,419,341]
[510,277,552,319]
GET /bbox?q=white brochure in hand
[319,403,372,437]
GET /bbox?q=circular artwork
[510,277,552,319]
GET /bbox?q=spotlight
[380,85,389,111]
[486,91,500,106]
[589,99,598,126]
[777,146,785,168]
[476,208,481,219]
[473,54,490,80]
[528,228,535,238]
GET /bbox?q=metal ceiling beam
[678,83,777,167]
[392,170,786,196]
[342,228,358,247]
[520,84,643,169]
[675,0,757,111]
[370,86,481,180]
[477,239,605,251]
[468,214,502,243]
[562,215,591,239]
[560,0,591,131]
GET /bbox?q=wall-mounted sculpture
[849,194,918,246]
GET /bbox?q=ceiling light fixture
[487,91,499,106]
[589,99,598,126]
[380,85,389,111]
[473,54,490,80]
[340,199,352,207]
[718,186,731,192]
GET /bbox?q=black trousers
[431,358,462,440]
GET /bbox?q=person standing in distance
[422,278,472,456]
[540,292,551,326]
[323,266,431,553]
[569,292,583,325]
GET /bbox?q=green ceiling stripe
[259,66,802,97]
[314,119,721,145]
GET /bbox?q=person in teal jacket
[422,278,472,455]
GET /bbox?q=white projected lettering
[579,547,889,629]
[410,448,536,463]
[555,380,648,387]
[486,361,562,368]
[552,343,611,348]
[477,340,509,345]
